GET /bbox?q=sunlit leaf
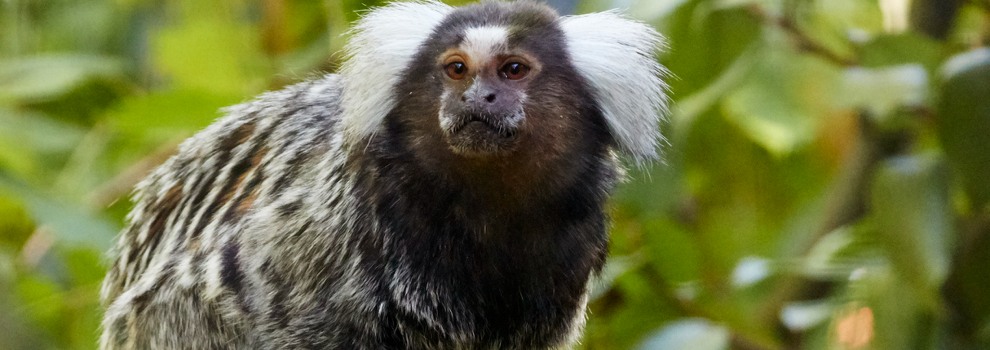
[836,64,928,121]
[0,109,86,181]
[105,89,242,142]
[723,49,841,156]
[858,33,941,69]
[801,227,857,279]
[711,0,781,13]
[0,55,124,104]
[152,5,266,95]
[814,0,884,35]
[0,195,34,250]
[628,0,692,21]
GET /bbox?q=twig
[746,4,859,67]
[86,139,181,209]
[19,225,56,268]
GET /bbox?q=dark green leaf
[870,154,952,303]
[936,49,990,209]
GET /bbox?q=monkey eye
[445,62,467,80]
[500,62,530,80]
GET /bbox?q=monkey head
[396,2,592,163]
[340,1,669,182]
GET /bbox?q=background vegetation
[1,0,989,348]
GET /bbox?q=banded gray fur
[100,1,667,349]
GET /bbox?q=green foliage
[2,0,989,349]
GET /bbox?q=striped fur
[101,77,347,348]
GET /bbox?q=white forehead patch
[462,26,509,61]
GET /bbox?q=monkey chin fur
[442,112,522,156]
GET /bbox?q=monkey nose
[461,92,498,104]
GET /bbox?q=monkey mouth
[443,112,521,155]
[459,114,518,138]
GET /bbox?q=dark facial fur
[390,2,612,204]
[99,1,666,349]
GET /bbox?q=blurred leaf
[870,154,952,304]
[730,256,771,288]
[628,0,692,21]
[105,89,240,141]
[780,299,833,332]
[0,195,34,249]
[644,219,701,284]
[62,246,106,286]
[0,55,125,104]
[710,0,780,13]
[723,49,841,156]
[936,48,990,209]
[946,225,990,344]
[0,108,86,181]
[814,0,883,36]
[800,227,857,279]
[858,33,942,70]
[637,318,730,350]
[662,0,761,97]
[672,44,758,141]
[836,64,928,121]
[0,176,117,251]
[15,274,65,336]
[152,4,266,95]
[845,267,936,350]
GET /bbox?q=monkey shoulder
[101,74,348,310]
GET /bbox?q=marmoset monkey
[100,1,668,348]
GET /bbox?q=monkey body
[100,1,666,349]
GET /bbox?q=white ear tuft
[559,11,669,162]
[340,1,453,147]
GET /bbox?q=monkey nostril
[485,94,496,103]
[461,95,467,102]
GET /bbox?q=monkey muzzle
[441,109,523,156]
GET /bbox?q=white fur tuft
[340,1,453,147]
[560,12,669,162]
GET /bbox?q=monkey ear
[559,12,670,163]
[340,1,453,147]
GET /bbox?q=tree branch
[746,4,858,67]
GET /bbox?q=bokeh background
[2,0,989,348]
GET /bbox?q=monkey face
[436,27,542,156]
[381,0,646,194]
